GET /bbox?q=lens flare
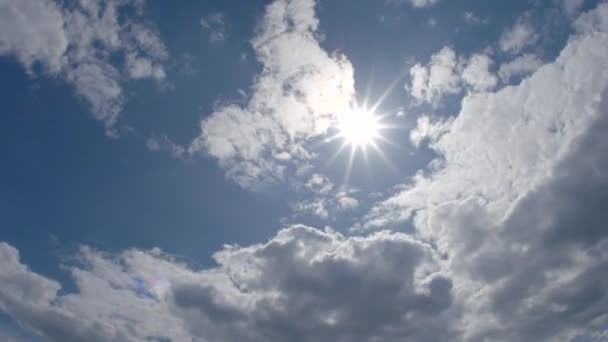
[337,107,380,147]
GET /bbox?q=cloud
[407,49,499,105]
[189,0,355,189]
[367,3,608,340]
[408,47,461,105]
[463,11,489,25]
[146,135,186,159]
[498,53,544,83]
[499,14,539,54]
[387,0,440,8]
[372,6,608,229]
[0,225,456,341]
[336,191,359,210]
[292,174,360,219]
[0,0,67,73]
[409,0,439,8]
[0,242,193,341]
[461,53,498,92]
[562,0,586,18]
[0,0,168,135]
[2,2,608,342]
[200,12,227,44]
[409,115,453,147]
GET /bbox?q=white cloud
[408,47,461,105]
[461,53,498,92]
[409,115,453,147]
[499,14,539,54]
[498,53,544,83]
[189,0,355,189]
[408,0,440,8]
[367,4,608,339]
[293,197,330,219]
[0,241,194,341]
[293,174,360,219]
[336,192,359,210]
[0,0,169,135]
[408,49,499,105]
[372,8,608,230]
[386,0,440,8]
[0,0,68,74]
[305,173,334,195]
[574,1,608,32]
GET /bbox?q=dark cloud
[172,225,457,342]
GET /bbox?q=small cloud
[407,47,461,105]
[147,135,186,159]
[200,12,227,44]
[409,115,453,147]
[461,53,498,92]
[499,13,538,54]
[463,11,489,25]
[336,192,359,210]
[498,53,544,83]
[387,0,440,8]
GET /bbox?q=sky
[0,0,608,341]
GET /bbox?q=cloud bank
[0,226,456,341]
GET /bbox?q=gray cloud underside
[0,226,456,342]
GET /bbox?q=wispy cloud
[200,12,227,44]
[0,0,169,135]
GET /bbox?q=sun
[323,101,395,184]
[337,106,380,147]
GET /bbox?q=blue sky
[1,0,608,341]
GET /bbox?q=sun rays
[321,100,398,185]
[337,105,381,147]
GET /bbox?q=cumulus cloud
[498,53,544,83]
[407,49,498,105]
[367,3,608,340]
[189,0,355,189]
[408,47,461,105]
[0,241,194,341]
[0,0,168,135]
[293,174,360,219]
[0,225,456,342]
[0,0,67,73]
[3,2,608,342]
[409,115,453,147]
[499,14,539,54]
[461,53,498,92]
[377,5,608,229]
